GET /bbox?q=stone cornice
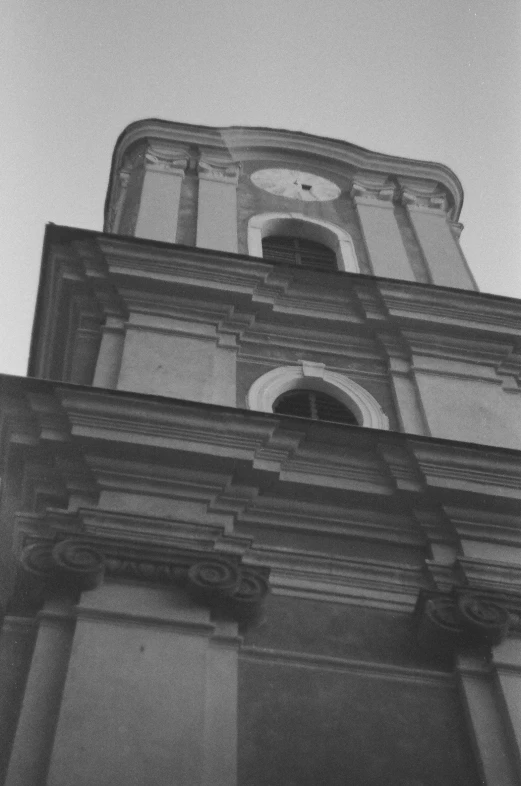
[29,227,521,383]
[104,119,464,229]
[3,377,521,615]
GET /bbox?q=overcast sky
[2,0,520,376]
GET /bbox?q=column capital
[144,141,191,176]
[350,174,397,205]
[20,539,106,592]
[396,176,449,212]
[197,153,241,185]
[20,537,270,629]
[413,588,519,654]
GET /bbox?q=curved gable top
[104,118,465,229]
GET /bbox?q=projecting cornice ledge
[104,118,464,227]
[2,375,521,504]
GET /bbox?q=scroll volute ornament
[20,539,105,592]
[414,589,513,652]
[20,540,270,628]
[187,559,269,627]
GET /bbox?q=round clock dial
[251,168,341,202]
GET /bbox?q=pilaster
[398,177,477,290]
[493,638,521,773]
[196,154,240,253]
[4,599,75,786]
[7,537,270,786]
[92,316,126,389]
[133,141,191,243]
[414,589,521,784]
[351,175,416,281]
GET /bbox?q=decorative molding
[106,120,464,229]
[413,589,520,653]
[247,212,359,273]
[246,362,389,430]
[197,155,241,184]
[19,537,270,629]
[397,177,449,213]
[144,142,191,175]
[350,175,397,205]
[20,539,105,592]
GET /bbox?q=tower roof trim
[104,118,465,227]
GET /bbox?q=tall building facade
[1,119,521,786]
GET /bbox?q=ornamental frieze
[19,538,269,628]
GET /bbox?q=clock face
[251,168,341,202]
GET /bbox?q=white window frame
[247,213,359,273]
[247,362,389,430]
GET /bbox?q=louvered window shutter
[273,389,358,425]
[262,236,337,271]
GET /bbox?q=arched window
[247,363,389,430]
[248,213,359,273]
[273,388,358,425]
[262,235,338,271]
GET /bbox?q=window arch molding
[247,213,359,273]
[247,362,389,430]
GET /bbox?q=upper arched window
[273,388,358,425]
[248,213,359,273]
[262,235,338,271]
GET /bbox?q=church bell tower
[1,119,521,786]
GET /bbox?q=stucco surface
[117,327,237,406]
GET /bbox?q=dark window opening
[273,389,358,425]
[262,235,337,270]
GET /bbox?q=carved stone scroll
[20,538,270,628]
[414,589,515,653]
[20,539,105,592]
[197,156,241,185]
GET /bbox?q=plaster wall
[117,317,237,405]
[46,584,238,786]
[134,169,184,243]
[239,596,480,786]
[407,208,476,290]
[355,200,416,281]
[413,367,521,449]
[197,180,238,253]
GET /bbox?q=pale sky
[2,0,520,376]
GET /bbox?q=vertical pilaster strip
[202,623,240,786]
[351,176,416,281]
[134,142,190,243]
[456,654,520,786]
[92,316,126,389]
[4,602,75,786]
[493,638,521,775]
[108,171,130,235]
[398,178,477,291]
[387,355,429,435]
[196,155,240,253]
[0,617,37,783]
